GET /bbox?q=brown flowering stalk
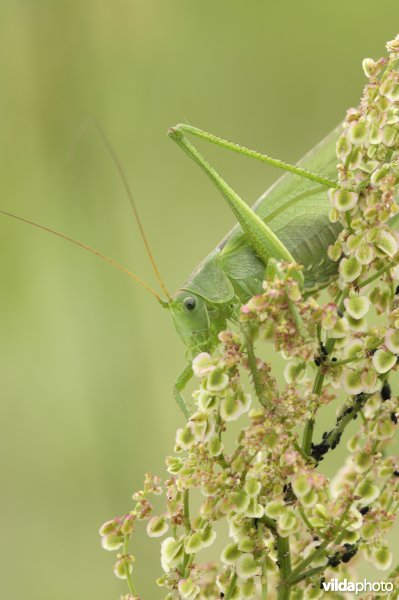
[99,35,399,599]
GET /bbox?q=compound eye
[183,296,196,311]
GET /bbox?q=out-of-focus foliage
[0,1,397,598]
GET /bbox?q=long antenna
[0,209,165,304]
[93,122,172,302]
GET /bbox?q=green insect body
[0,122,344,419]
[169,127,342,389]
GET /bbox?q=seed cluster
[100,35,399,599]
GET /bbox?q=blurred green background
[0,2,398,598]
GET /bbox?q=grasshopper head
[169,290,213,356]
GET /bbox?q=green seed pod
[220,395,242,421]
[244,478,261,497]
[196,390,218,412]
[175,426,195,450]
[200,523,217,548]
[238,536,255,553]
[342,369,363,395]
[207,368,229,392]
[208,437,223,457]
[184,532,203,554]
[387,35,399,53]
[178,578,200,599]
[230,490,250,514]
[349,146,364,169]
[329,316,350,339]
[331,189,358,212]
[292,474,312,498]
[348,120,369,145]
[382,124,397,147]
[347,506,363,531]
[347,315,368,332]
[192,352,215,377]
[377,95,390,111]
[329,207,339,223]
[376,230,398,257]
[369,122,383,144]
[361,370,380,394]
[265,429,280,450]
[166,456,183,474]
[236,553,260,579]
[386,83,399,101]
[339,257,362,283]
[362,57,378,78]
[347,233,362,252]
[372,349,396,374]
[353,451,372,473]
[355,241,374,265]
[299,488,318,508]
[361,521,377,540]
[99,519,120,537]
[328,241,343,262]
[371,544,393,570]
[146,515,168,538]
[278,508,299,536]
[161,537,184,572]
[385,328,399,353]
[245,498,264,519]
[264,500,285,519]
[343,338,364,360]
[101,532,124,551]
[313,503,329,521]
[336,135,352,160]
[120,515,135,536]
[284,360,306,383]
[113,555,134,580]
[321,307,337,330]
[341,529,360,544]
[344,296,370,319]
[378,457,396,478]
[372,419,396,440]
[240,579,256,599]
[221,543,241,565]
[354,479,380,504]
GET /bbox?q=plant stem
[183,489,191,530]
[262,515,277,531]
[261,558,268,600]
[302,290,344,454]
[287,503,351,584]
[287,297,307,339]
[311,393,368,461]
[359,260,397,289]
[298,507,318,535]
[225,573,238,600]
[302,338,335,454]
[181,489,194,577]
[328,338,383,367]
[183,554,195,578]
[257,520,269,599]
[123,535,138,597]
[276,535,291,600]
[293,440,316,464]
[288,565,326,585]
[328,354,362,367]
[242,325,269,408]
